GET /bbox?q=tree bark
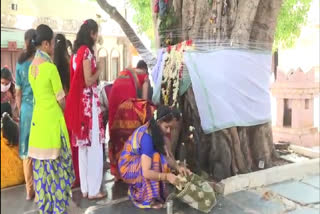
[157,0,282,181]
[97,0,283,181]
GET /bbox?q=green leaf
[274,0,312,50]
[129,0,155,41]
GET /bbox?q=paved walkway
[84,175,320,214]
[1,170,319,214]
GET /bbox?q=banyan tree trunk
[179,88,278,181]
[98,0,283,181]
[153,0,283,181]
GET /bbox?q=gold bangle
[158,173,161,181]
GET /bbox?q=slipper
[88,192,107,200]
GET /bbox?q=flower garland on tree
[161,40,193,107]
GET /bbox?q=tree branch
[96,0,157,68]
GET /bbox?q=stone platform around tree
[269,179,320,205]
[85,174,320,214]
[215,158,320,195]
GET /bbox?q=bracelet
[164,173,167,181]
[158,173,161,181]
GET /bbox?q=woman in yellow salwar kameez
[28,24,74,214]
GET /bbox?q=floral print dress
[71,47,105,147]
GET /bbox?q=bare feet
[88,192,107,200]
[72,182,80,189]
[26,193,35,201]
[82,192,88,198]
[114,177,122,183]
[151,202,163,209]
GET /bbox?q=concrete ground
[1,169,319,214]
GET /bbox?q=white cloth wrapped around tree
[184,49,272,134]
[152,50,167,104]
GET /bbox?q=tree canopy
[274,0,313,50]
[129,0,154,41]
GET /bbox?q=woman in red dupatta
[108,63,150,180]
[65,19,106,199]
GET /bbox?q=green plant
[274,0,312,50]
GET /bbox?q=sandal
[82,193,88,198]
[88,192,107,200]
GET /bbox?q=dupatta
[64,45,90,145]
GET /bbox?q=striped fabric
[109,98,155,179]
[118,124,169,208]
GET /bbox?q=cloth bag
[168,173,217,213]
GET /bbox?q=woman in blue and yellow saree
[118,105,191,209]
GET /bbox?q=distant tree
[274,0,313,50]
[129,0,155,41]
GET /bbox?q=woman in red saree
[108,62,150,180]
[109,98,155,180]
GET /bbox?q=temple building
[272,0,319,147]
[271,67,319,147]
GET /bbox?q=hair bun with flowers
[83,20,88,24]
